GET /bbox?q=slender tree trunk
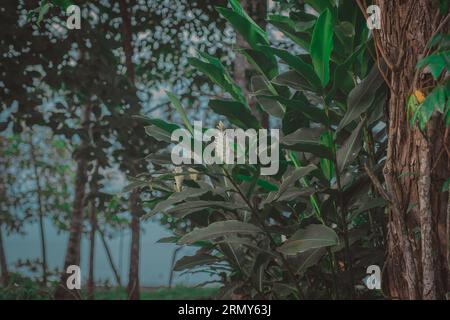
[374,0,449,299]
[0,222,8,286]
[28,132,48,287]
[54,104,91,299]
[0,141,9,287]
[127,189,141,300]
[87,201,96,300]
[98,227,122,287]
[119,0,142,300]
[233,0,269,128]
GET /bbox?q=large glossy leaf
[294,247,327,275]
[278,224,339,255]
[188,55,245,103]
[265,46,321,90]
[216,6,269,50]
[151,187,210,215]
[336,119,365,171]
[166,92,193,134]
[268,15,311,50]
[178,220,263,245]
[141,117,180,143]
[337,65,384,131]
[173,253,221,271]
[251,75,285,118]
[416,51,450,80]
[167,200,247,219]
[209,99,261,129]
[272,70,316,92]
[416,84,449,128]
[261,95,329,125]
[274,164,317,201]
[310,9,334,87]
[281,128,332,159]
[240,49,278,80]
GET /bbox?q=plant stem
[324,101,355,298]
[223,167,303,298]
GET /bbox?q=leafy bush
[0,273,54,300]
[136,0,388,299]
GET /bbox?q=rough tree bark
[54,104,91,299]
[233,0,269,128]
[374,0,449,299]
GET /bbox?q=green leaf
[145,125,173,143]
[416,51,450,80]
[337,65,384,132]
[295,247,327,275]
[166,92,193,134]
[264,46,321,90]
[268,15,311,51]
[274,164,317,201]
[239,49,278,80]
[310,9,334,87]
[235,173,279,192]
[263,95,329,125]
[37,2,52,26]
[188,56,245,103]
[278,224,339,255]
[319,131,334,181]
[209,99,261,129]
[304,0,335,14]
[272,70,317,92]
[167,200,247,219]
[336,119,365,171]
[216,6,269,50]
[173,253,221,271]
[441,178,450,192]
[51,0,73,10]
[417,85,448,128]
[251,76,285,118]
[151,187,209,215]
[178,220,263,245]
[281,128,333,159]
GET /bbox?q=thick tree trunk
[54,104,91,299]
[29,132,48,287]
[87,201,96,300]
[0,222,8,286]
[233,0,269,128]
[375,0,449,299]
[127,189,141,300]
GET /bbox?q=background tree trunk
[87,201,96,300]
[119,0,143,300]
[28,132,48,287]
[375,0,449,299]
[127,189,141,300]
[54,104,91,299]
[0,222,8,286]
[233,0,269,128]
[98,227,122,287]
